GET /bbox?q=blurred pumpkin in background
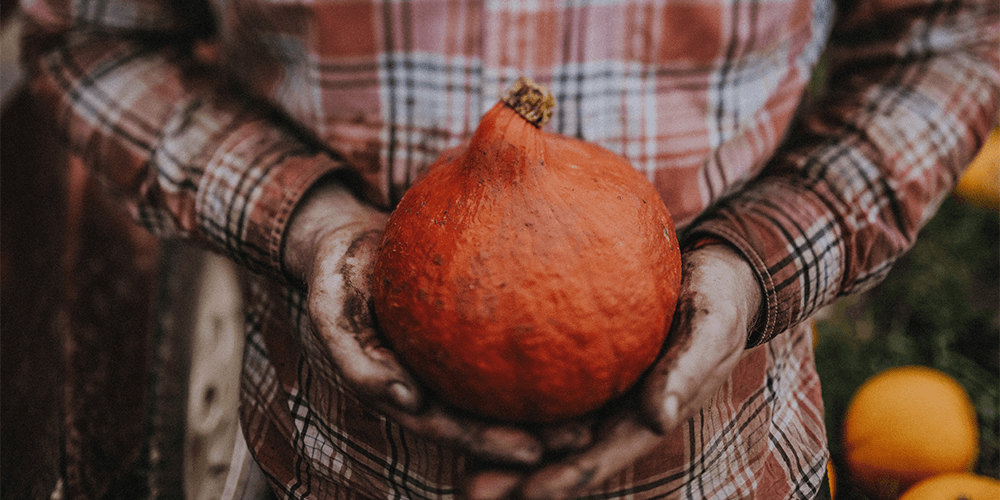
[897,472,1000,500]
[841,366,980,500]
[953,126,999,209]
[828,460,837,499]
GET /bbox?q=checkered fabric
[20,0,999,497]
[241,278,829,499]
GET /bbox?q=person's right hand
[462,243,762,500]
[281,177,545,466]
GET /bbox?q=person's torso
[210,0,833,225]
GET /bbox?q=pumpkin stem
[502,77,555,128]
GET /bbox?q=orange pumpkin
[898,473,1000,500]
[841,366,980,500]
[372,78,682,423]
[953,125,999,209]
[828,460,837,499]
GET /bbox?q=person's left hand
[463,243,763,500]
[283,177,545,466]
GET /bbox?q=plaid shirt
[20,0,999,497]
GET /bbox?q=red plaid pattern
[20,0,999,497]
[240,280,826,499]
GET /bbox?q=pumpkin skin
[897,472,1000,500]
[372,78,682,423]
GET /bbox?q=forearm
[687,0,999,346]
[20,7,352,278]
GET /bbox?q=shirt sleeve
[685,0,1000,347]
[19,0,348,279]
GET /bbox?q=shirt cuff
[684,179,846,348]
[196,127,348,279]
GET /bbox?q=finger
[464,468,525,500]
[380,402,544,465]
[520,413,661,500]
[641,278,747,433]
[537,419,594,453]
[642,316,745,433]
[460,420,597,500]
[308,275,423,412]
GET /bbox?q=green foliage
[815,196,1000,499]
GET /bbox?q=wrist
[282,178,387,284]
[685,243,763,340]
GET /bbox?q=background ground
[814,194,1000,498]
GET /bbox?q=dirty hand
[282,178,543,465]
[464,243,762,500]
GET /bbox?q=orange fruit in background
[828,460,837,499]
[841,366,980,500]
[897,472,1000,500]
[954,125,999,209]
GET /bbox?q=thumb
[640,298,745,433]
